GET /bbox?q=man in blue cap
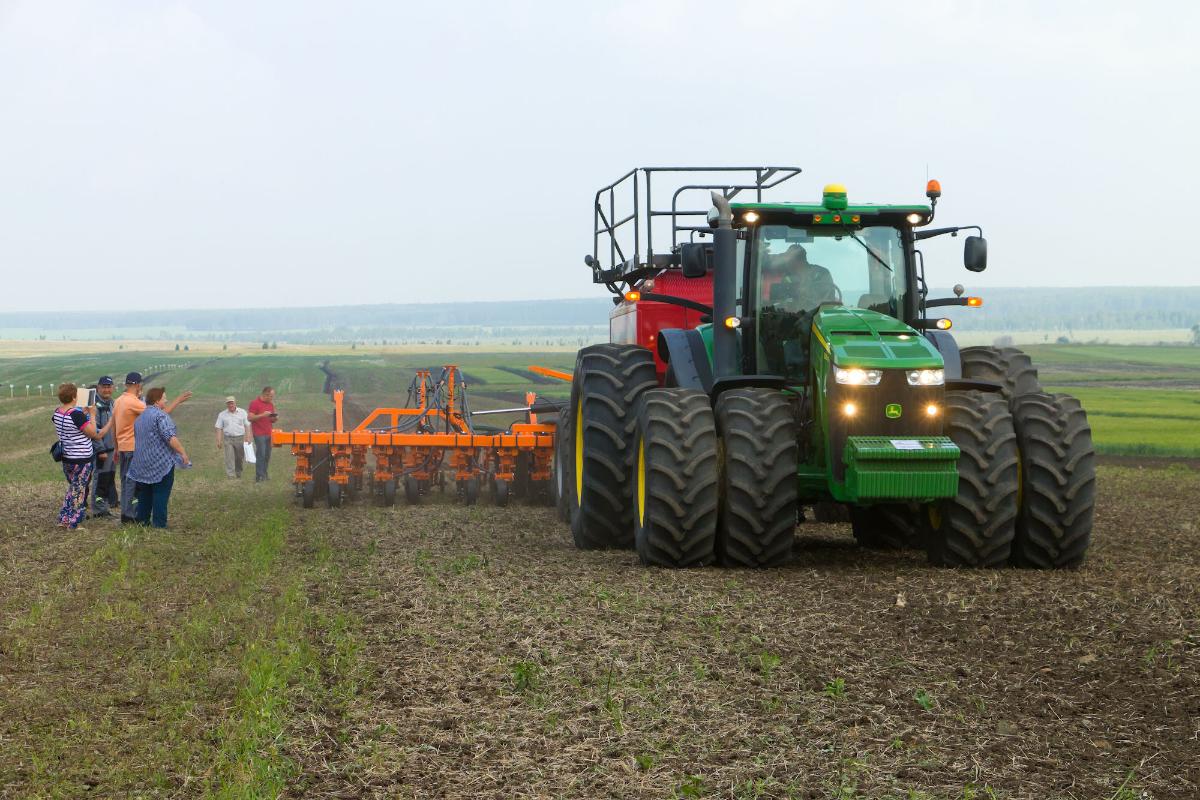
[113,371,191,523]
[89,376,119,517]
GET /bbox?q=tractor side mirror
[680,243,712,278]
[964,236,987,272]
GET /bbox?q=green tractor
[563,167,1095,569]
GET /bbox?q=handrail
[590,166,802,292]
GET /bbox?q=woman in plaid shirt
[127,387,192,529]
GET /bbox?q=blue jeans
[119,451,138,519]
[254,435,272,481]
[134,468,175,529]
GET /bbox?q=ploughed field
[0,344,1197,798]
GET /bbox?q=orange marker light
[851,215,861,223]
[966,296,983,307]
[813,214,823,223]
[832,214,842,223]
[724,316,741,329]
[624,290,641,302]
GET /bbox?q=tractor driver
[758,244,841,379]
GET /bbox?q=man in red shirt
[247,386,277,482]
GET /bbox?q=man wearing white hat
[215,396,250,479]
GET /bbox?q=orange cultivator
[272,366,560,508]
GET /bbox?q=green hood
[813,307,943,370]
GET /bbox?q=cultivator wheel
[960,346,1041,399]
[633,388,718,567]
[568,344,657,550]
[850,504,926,550]
[493,478,510,507]
[553,407,571,523]
[381,478,397,507]
[513,452,531,500]
[1010,391,1096,568]
[300,480,315,509]
[457,477,480,506]
[404,476,421,505]
[327,480,343,509]
[714,389,798,568]
[312,445,331,500]
[925,391,1018,567]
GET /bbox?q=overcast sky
[1,1,1196,312]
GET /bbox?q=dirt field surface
[2,465,1197,798]
[273,464,1198,799]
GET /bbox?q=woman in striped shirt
[53,382,114,530]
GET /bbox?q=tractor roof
[732,183,929,222]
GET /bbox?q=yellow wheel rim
[574,400,584,505]
[637,438,646,528]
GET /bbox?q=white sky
[1,0,1197,312]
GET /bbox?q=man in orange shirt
[113,371,191,523]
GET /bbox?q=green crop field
[5,342,1196,456]
[1021,343,1200,457]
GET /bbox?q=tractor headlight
[906,369,945,386]
[835,367,883,386]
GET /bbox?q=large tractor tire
[633,389,719,567]
[553,407,572,523]
[714,388,798,568]
[960,346,1041,399]
[568,344,658,550]
[925,391,1019,567]
[850,504,926,549]
[1010,391,1096,568]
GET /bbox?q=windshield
[753,224,908,381]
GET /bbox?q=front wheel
[1010,392,1095,568]
[633,388,718,568]
[714,389,798,568]
[925,391,1019,567]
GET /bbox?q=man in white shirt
[215,396,251,479]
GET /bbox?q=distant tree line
[3,288,1198,338]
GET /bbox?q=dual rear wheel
[569,344,798,568]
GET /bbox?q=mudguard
[657,329,714,393]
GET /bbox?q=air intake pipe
[710,190,738,380]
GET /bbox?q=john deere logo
[885,403,902,419]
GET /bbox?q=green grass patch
[1045,386,1200,456]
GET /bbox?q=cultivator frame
[273,366,557,508]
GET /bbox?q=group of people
[51,373,278,531]
[54,372,192,530]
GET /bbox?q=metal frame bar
[591,166,801,290]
